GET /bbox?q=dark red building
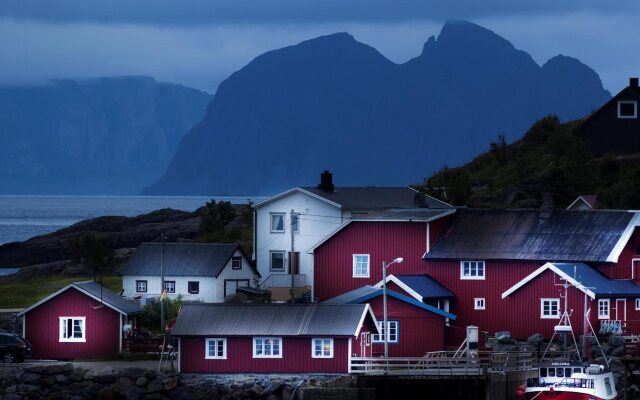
[171,303,378,374]
[18,281,142,360]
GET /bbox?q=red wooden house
[171,303,378,374]
[18,281,142,360]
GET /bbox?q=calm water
[0,195,261,246]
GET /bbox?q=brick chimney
[631,77,639,88]
[318,170,334,192]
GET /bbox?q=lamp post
[382,257,403,359]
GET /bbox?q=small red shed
[171,303,378,374]
[18,281,142,360]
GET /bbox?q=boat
[517,279,618,400]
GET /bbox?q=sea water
[0,195,261,246]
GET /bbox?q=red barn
[18,281,142,360]
[171,303,378,373]
[323,280,456,356]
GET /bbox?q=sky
[1,1,639,94]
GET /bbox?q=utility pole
[160,232,165,333]
[290,209,296,304]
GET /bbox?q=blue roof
[394,275,455,299]
[322,286,456,320]
[552,263,640,297]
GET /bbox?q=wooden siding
[123,275,215,303]
[180,336,350,373]
[314,221,427,301]
[24,288,121,360]
[428,216,450,252]
[215,249,257,301]
[596,228,640,280]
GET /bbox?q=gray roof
[301,187,452,210]
[322,286,379,304]
[171,303,371,337]
[425,209,638,262]
[355,208,456,221]
[394,275,455,299]
[123,243,247,277]
[73,281,143,315]
[552,263,640,297]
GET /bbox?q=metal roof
[170,303,374,337]
[394,275,455,299]
[552,263,640,297]
[123,243,246,277]
[354,208,456,221]
[322,286,456,320]
[425,209,639,262]
[301,187,452,210]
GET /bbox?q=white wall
[254,190,344,299]
[215,249,258,302]
[123,275,215,303]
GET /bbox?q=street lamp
[382,257,403,359]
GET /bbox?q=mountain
[0,76,211,194]
[144,21,610,196]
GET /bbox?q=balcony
[260,274,310,302]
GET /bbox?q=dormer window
[617,101,638,119]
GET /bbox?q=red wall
[25,288,121,360]
[314,221,428,301]
[179,336,352,373]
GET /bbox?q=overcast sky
[1,1,639,94]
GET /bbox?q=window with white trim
[372,321,398,343]
[136,280,147,293]
[618,100,638,119]
[312,338,333,358]
[636,298,640,311]
[353,254,370,278]
[540,298,560,319]
[205,338,227,359]
[598,299,610,319]
[253,337,282,358]
[270,213,285,233]
[460,261,485,280]
[270,251,285,272]
[59,317,86,342]
[164,281,175,293]
[474,298,486,310]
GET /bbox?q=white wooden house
[122,243,258,303]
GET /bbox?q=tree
[70,233,115,281]
[199,200,235,235]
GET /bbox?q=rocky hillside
[144,20,610,196]
[0,76,211,194]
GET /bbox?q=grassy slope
[0,275,121,309]
[416,116,640,209]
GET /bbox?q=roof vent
[318,170,334,192]
[540,192,554,219]
[631,77,639,88]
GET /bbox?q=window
[231,256,242,270]
[188,281,200,294]
[164,281,175,293]
[604,377,613,396]
[636,299,640,311]
[598,299,610,319]
[136,280,147,293]
[253,337,282,358]
[59,317,86,342]
[540,298,560,319]
[474,298,486,310]
[270,251,285,271]
[460,261,485,280]
[618,100,638,119]
[372,321,398,343]
[353,254,370,278]
[270,213,285,233]
[291,213,299,233]
[205,338,227,359]
[312,338,333,358]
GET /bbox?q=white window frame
[598,299,610,320]
[253,337,282,358]
[164,280,175,293]
[270,251,286,272]
[617,100,638,119]
[352,254,370,278]
[460,261,485,280]
[372,321,398,343]
[136,280,147,293]
[474,298,486,310]
[311,338,334,358]
[636,298,640,311]
[59,317,86,343]
[270,213,285,233]
[540,298,560,319]
[205,338,227,359]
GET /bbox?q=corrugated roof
[74,281,143,315]
[301,187,452,210]
[123,243,241,277]
[394,275,455,299]
[425,209,637,262]
[322,286,380,304]
[553,263,640,297]
[355,208,456,221]
[171,304,371,337]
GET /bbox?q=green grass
[0,275,122,309]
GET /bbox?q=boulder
[527,334,544,346]
[43,364,65,375]
[19,372,41,383]
[84,367,117,384]
[608,335,624,349]
[136,377,150,387]
[55,374,69,384]
[146,378,165,394]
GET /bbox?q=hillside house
[122,243,258,303]
[18,281,142,360]
[170,303,378,373]
[253,171,451,301]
